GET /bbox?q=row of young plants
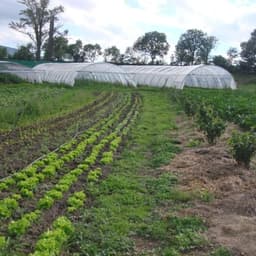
[0,92,129,194]
[0,94,141,254]
[0,91,120,180]
[29,95,141,256]
[173,88,256,131]
[0,90,113,155]
[0,93,132,222]
[171,89,256,169]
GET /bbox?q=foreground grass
[0,82,98,131]
[65,88,206,256]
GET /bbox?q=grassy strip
[0,82,102,131]
[64,89,205,256]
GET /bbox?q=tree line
[0,0,255,73]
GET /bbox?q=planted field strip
[0,93,131,200]
[172,88,256,131]
[28,95,141,256]
[0,91,124,177]
[0,93,141,255]
[0,92,127,186]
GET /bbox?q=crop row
[29,94,141,256]
[0,93,132,222]
[0,92,129,195]
[0,93,141,254]
[171,88,256,131]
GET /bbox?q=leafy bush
[196,104,226,144]
[183,98,197,117]
[229,131,256,169]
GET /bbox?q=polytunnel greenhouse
[120,64,236,89]
[1,61,236,89]
[0,61,41,83]
[33,62,135,86]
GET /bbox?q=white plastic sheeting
[1,61,236,89]
[33,63,135,86]
[120,64,236,89]
[0,61,41,83]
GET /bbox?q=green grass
[233,72,256,88]
[2,81,239,255]
[66,88,205,255]
[0,82,100,130]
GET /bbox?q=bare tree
[9,0,63,60]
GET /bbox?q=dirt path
[164,116,256,256]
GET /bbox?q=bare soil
[163,115,256,256]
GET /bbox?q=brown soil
[163,115,256,256]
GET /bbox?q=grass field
[0,79,255,255]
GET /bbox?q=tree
[124,47,139,64]
[227,47,238,65]
[0,46,7,59]
[83,44,102,63]
[240,29,256,72]
[43,32,68,61]
[45,8,65,61]
[67,40,83,62]
[13,43,34,60]
[104,46,120,63]
[9,0,64,60]
[133,31,169,64]
[175,29,217,65]
[212,55,230,70]
[200,36,217,64]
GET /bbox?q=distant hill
[0,45,17,56]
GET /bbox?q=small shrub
[229,131,256,169]
[196,104,226,145]
[183,99,197,117]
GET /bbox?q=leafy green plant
[186,138,202,148]
[31,216,74,256]
[20,188,34,198]
[196,104,226,144]
[101,151,113,164]
[0,197,19,218]
[183,98,197,117]
[67,191,86,212]
[46,189,63,200]
[37,196,54,210]
[210,247,231,256]
[87,168,102,183]
[0,235,6,250]
[229,131,256,169]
